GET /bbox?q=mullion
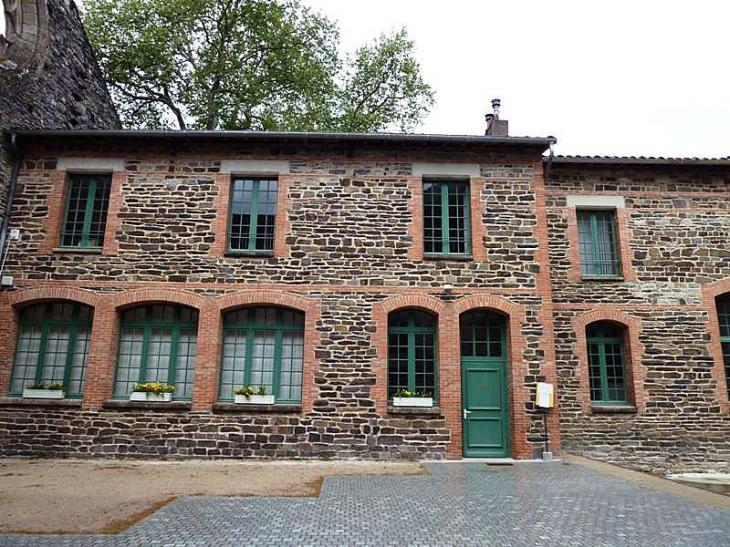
[80,178,98,247]
[407,316,416,393]
[247,180,261,251]
[440,183,450,253]
[61,325,78,391]
[34,317,50,383]
[271,309,284,397]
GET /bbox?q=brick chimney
[485,98,509,136]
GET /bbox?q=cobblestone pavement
[2,461,729,546]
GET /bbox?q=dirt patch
[0,458,425,534]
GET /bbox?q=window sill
[0,396,82,408]
[212,402,302,414]
[224,251,274,258]
[590,404,637,414]
[387,405,442,417]
[51,247,103,255]
[102,400,192,411]
[581,276,625,282]
[423,254,473,262]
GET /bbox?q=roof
[9,129,554,150]
[548,155,730,166]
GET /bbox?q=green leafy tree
[83,0,434,132]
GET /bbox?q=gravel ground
[0,458,425,534]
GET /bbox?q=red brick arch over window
[701,278,730,413]
[372,294,452,417]
[108,289,206,311]
[571,307,646,414]
[452,295,532,459]
[191,291,322,411]
[0,287,102,396]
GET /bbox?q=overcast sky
[304,0,730,158]
[6,1,729,157]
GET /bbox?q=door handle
[463,409,471,420]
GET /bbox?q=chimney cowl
[485,98,508,137]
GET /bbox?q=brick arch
[371,294,453,417]
[8,287,101,309]
[452,294,526,323]
[216,290,318,314]
[701,278,730,412]
[108,289,206,311]
[453,294,531,458]
[571,307,646,413]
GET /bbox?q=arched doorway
[460,309,510,457]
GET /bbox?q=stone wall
[0,0,119,234]
[0,140,560,461]
[547,163,730,472]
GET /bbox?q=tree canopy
[83,0,435,132]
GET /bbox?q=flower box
[392,396,433,408]
[22,389,64,400]
[235,394,275,405]
[130,392,173,402]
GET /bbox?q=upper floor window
[11,302,92,398]
[219,307,304,403]
[717,298,730,394]
[228,177,278,253]
[423,180,471,256]
[577,210,621,277]
[388,309,437,400]
[114,305,198,400]
[61,174,111,248]
[587,322,627,404]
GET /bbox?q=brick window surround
[210,174,291,258]
[701,277,730,413]
[571,308,646,414]
[372,293,534,460]
[0,288,321,412]
[407,177,487,261]
[39,169,124,255]
[565,203,636,282]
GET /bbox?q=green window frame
[228,177,278,253]
[587,322,629,404]
[10,302,92,398]
[717,299,730,395]
[219,307,304,403]
[423,180,471,256]
[387,309,438,400]
[577,209,621,277]
[114,305,198,400]
[61,174,112,248]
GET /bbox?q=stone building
[0,126,728,472]
[0,2,728,474]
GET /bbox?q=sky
[302,0,730,158]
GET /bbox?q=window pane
[388,310,438,399]
[578,210,620,277]
[229,178,277,252]
[423,182,443,254]
[11,325,43,393]
[447,183,469,254]
[459,311,504,358]
[62,175,111,248]
[587,322,627,403]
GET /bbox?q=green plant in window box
[130,382,175,402]
[393,389,434,408]
[22,381,66,400]
[233,385,275,405]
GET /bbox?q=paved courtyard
[1,461,728,546]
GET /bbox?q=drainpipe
[543,136,557,181]
[0,132,22,276]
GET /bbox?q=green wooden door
[460,311,510,457]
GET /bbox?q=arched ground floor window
[587,321,628,404]
[219,307,304,403]
[114,304,198,399]
[10,302,92,397]
[387,309,437,400]
[717,297,730,394]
